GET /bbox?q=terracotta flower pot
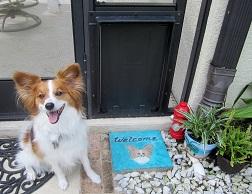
[216,155,248,174]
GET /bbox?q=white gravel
[113,131,252,194]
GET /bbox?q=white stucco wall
[225,25,252,107]
[172,0,202,101]
[188,0,229,109]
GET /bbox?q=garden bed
[113,131,252,194]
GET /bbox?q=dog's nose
[45,102,54,110]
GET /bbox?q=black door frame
[80,0,187,118]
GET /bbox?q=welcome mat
[109,130,173,173]
[0,138,54,194]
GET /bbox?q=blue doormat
[109,130,173,173]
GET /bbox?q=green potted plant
[224,81,252,120]
[217,120,252,174]
[180,105,226,158]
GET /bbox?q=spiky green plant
[223,81,252,119]
[217,122,252,167]
[178,105,226,148]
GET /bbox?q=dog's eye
[38,94,45,99]
[55,91,63,96]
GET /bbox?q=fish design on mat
[128,144,153,164]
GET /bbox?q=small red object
[169,101,189,140]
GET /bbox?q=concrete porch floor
[0,119,172,194]
[81,132,114,194]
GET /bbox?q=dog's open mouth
[47,104,65,124]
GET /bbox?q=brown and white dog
[13,64,101,190]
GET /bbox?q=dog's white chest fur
[32,107,88,168]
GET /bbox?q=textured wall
[225,25,252,107]
[188,0,229,109]
[172,0,202,102]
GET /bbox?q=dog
[13,64,101,190]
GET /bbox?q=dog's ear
[13,72,41,114]
[128,145,138,158]
[57,63,81,83]
[56,63,84,92]
[13,72,41,89]
[143,144,153,157]
[143,144,152,151]
[128,145,137,152]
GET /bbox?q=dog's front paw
[90,173,101,184]
[24,168,36,181]
[58,178,69,190]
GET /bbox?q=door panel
[100,23,172,114]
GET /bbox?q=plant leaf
[241,98,252,104]
[232,103,252,119]
[233,82,252,107]
[223,102,252,119]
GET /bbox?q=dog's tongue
[48,111,59,124]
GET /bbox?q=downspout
[201,0,252,107]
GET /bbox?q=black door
[83,0,187,118]
[100,23,172,115]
